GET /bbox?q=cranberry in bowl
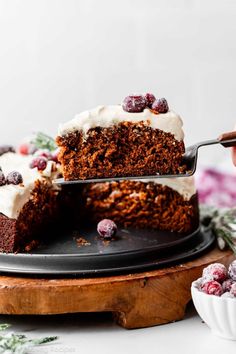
[191,261,236,340]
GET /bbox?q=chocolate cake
[0,151,62,252]
[82,177,198,234]
[56,94,186,180]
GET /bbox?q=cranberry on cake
[0,136,62,253]
[56,93,186,180]
[82,176,199,234]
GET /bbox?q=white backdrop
[0,0,236,166]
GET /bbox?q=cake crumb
[76,237,91,248]
[102,239,111,246]
[25,240,39,252]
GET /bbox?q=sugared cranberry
[97,219,117,239]
[144,93,156,108]
[6,171,23,185]
[0,172,6,186]
[230,283,236,297]
[34,149,53,160]
[18,143,37,155]
[30,156,47,171]
[152,98,169,113]
[201,280,223,296]
[0,145,15,156]
[203,263,227,282]
[228,260,236,281]
[122,95,146,113]
[194,277,205,290]
[18,143,30,155]
[222,279,234,292]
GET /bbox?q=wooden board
[0,247,233,329]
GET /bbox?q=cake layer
[0,179,61,252]
[82,179,199,233]
[0,151,63,252]
[57,121,186,180]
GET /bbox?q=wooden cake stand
[0,247,233,329]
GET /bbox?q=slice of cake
[56,93,186,180]
[0,147,62,252]
[82,177,199,233]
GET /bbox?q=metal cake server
[54,130,236,185]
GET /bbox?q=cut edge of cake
[56,101,186,180]
[0,152,62,252]
[82,176,199,234]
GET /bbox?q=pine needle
[200,205,236,255]
[0,324,58,353]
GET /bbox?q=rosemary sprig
[200,205,236,255]
[0,323,57,353]
[0,325,10,331]
[31,132,57,152]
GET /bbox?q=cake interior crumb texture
[82,181,199,234]
[57,122,186,180]
[57,104,186,180]
[0,180,61,252]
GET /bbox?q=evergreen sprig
[0,323,57,353]
[31,132,57,152]
[200,205,236,255]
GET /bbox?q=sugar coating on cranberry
[97,219,117,239]
[0,145,15,156]
[230,283,236,297]
[30,157,48,171]
[0,172,6,186]
[6,171,23,185]
[203,263,227,282]
[152,98,169,113]
[222,278,234,292]
[201,280,223,296]
[122,95,146,113]
[228,260,236,281]
[144,93,156,108]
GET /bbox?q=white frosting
[0,153,60,219]
[58,105,184,141]
[140,176,196,200]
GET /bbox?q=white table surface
[1,302,235,354]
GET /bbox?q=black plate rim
[0,226,201,259]
[0,228,215,275]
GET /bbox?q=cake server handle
[218,131,236,147]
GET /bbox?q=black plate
[0,224,215,276]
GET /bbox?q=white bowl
[191,279,236,340]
